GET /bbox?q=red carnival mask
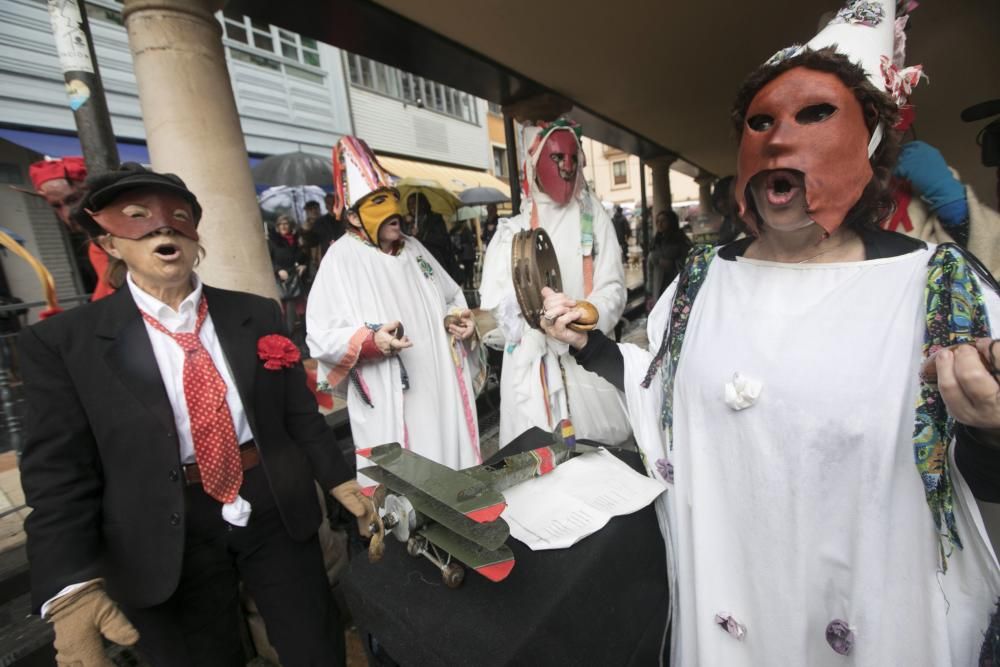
[735,68,874,235]
[535,129,580,206]
[87,188,199,241]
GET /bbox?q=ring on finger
[543,311,555,323]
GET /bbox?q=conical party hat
[808,0,897,93]
[331,136,394,217]
[766,0,924,146]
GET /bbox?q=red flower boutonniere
[257,334,300,370]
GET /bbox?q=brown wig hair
[730,47,901,232]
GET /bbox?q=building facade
[344,54,490,170]
[2,0,355,157]
[0,0,497,313]
[580,137,700,214]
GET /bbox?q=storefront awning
[376,154,511,198]
[0,127,264,168]
[0,127,151,164]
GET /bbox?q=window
[360,60,373,89]
[375,63,397,97]
[487,102,503,115]
[229,48,280,71]
[223,19,248,44]
[251,30,273,52]
[219,13,325,80]
[493,147,507,178]
[400,73,414,102]
[286,65,324,83]
[612,160,628,186]
[280,40,298,60]
[345,54,480,123]
[85,2,123,25]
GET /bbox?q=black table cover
[343,435,670,667]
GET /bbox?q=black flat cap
[80,162,202,222]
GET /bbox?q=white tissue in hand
[724,372,762,410]
[495,291,525,344]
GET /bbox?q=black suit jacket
[18,284,352,612]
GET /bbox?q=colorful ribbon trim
[450,335,482,464]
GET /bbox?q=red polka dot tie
[140,296,242,503]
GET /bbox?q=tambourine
[510,228,598,333]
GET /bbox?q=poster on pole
[47,0,95,74]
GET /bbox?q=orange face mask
[735,67,874,235]
[87,189,199,241]
[353,187,402,243]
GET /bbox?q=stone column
[123,0,277,299]
[649,155,677,220]
[695,171,715,217]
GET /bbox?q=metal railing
[0,293,91,458]
[0,333,24,457]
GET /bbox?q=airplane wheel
[442,562,465,589]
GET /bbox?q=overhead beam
[226,0,697,171]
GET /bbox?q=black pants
[122,466,344,667]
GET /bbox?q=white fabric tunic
[479,190,630,446]
[307,233,482,478]
[621,247,1000,666]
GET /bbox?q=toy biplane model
[358,423,590,588]
[358,228,604,587]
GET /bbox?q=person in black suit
[18,163,374,666]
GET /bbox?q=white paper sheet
[500,448,666,550]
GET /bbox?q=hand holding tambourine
[537,287,597,350]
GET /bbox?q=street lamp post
[45,0,120,173]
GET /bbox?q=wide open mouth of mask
[751,169,806,209]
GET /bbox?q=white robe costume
[479,187,630,447]
[621,246,1000,665]
[307,232,482,478]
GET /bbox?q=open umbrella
[456,205,485,221]
[458,186,509,206]
[258,185,327,225]
[395,177,462,216]
[251,151,333,187]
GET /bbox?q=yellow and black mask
[352,187,402,244]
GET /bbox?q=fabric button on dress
[715,613,746,640]
[168,469,179,482]
[169,512,181,526]
[825,619,854,655]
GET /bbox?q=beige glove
[331,479,378,538]
[47,580,139,667]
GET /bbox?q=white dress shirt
[127,273,254,527]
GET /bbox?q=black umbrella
[251,151,333,187]
[459,186,510,206]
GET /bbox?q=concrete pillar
[123,0,277,299]
[695,171,715,217]
[649,155,677,220]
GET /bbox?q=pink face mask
[535,130,580,206]
[87,189,199,241]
